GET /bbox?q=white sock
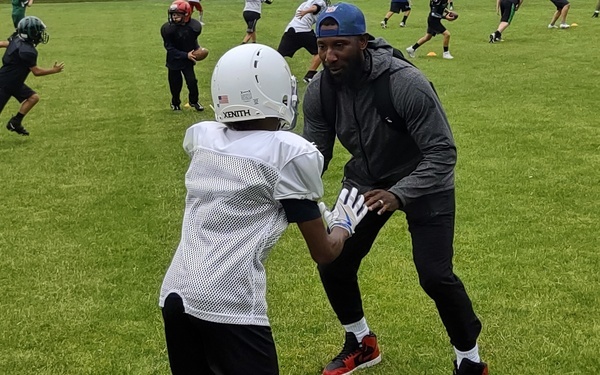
[343,317,370,343]
[454,344,480,368]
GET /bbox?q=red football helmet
[168,0,191,24]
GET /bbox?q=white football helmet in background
[211,44,299,130]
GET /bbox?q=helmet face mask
[278,77,298,130]
[211,44,299,131]
[168,0,191,24]
[17,16,49,46]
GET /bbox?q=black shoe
[453,359,488,375]
[190,102,204,111]
[6,119,29,136]
[593,11,599,18]
[489,33,495,43]
[171,103,182,111]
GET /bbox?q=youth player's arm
[31,62,64,76]
[294,188,367,264]
[297,217,349,265]
[0,41,9,49]
[280,197,347,265]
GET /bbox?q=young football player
[159,43,367,375]
[0,16,64,136]
[489,0,523,43]
[11,0,33,29]
[380,0,412,28]
[187,0,204,24]
[160,0,208,111]
[547,0,571,28]
[406,0,456,59]
[241,0,272,44]
[276,0,329,83]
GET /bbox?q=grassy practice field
[0,0,598,374]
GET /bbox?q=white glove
[318,187,367,236]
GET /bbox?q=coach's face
[317,34,368,85]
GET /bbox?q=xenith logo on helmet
[223,109,251,118]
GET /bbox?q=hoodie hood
[363,37,396,82]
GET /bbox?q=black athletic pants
[162,293,279,375]
[168,66,199,106]
[318,189,482,351]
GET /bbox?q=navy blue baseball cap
[316,2,367,38]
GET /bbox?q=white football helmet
[211,44,299,130]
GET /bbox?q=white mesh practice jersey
[159,121,324,326]
[285,0,327,33]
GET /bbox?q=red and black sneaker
[322,331,381,375]
[453,358,489,375]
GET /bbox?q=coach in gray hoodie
[302,3,488,375]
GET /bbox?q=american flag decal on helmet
[218,95,229,104]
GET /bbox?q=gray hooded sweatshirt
[302,37,456,208]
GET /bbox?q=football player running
[0,16,64,136]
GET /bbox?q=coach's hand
[319,187,367,236]
[364,189,401,215]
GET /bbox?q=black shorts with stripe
[243,10,261,32]
[500,0,518,23]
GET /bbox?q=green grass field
[0,0,598,374]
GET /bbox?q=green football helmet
[17,16,49,46]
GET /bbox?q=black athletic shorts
[390,1,411,13]
[162,293,279,375]
[0,84,35,114]
[427,16,447,36]
[277,28,318,57]
[500,0,517,23]
[243,10,261,33]
[550,0,569,10]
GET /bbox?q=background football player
[0,16,64,136]
[160,0,207,111]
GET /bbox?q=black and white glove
[318,187,367,236]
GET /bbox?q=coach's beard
[324,56,365,87]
